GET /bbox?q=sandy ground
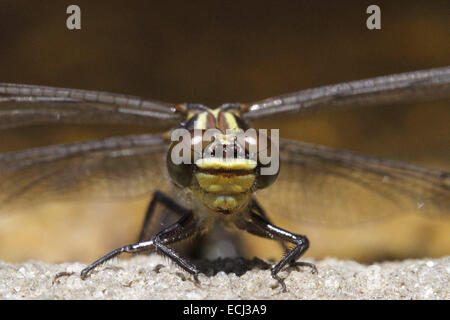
[0,255,448,300]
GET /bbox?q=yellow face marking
[223,112,239,131]
[195,190,252,213]
[212,196,238,211]
[211,108,221,118]
[186,110,198,121]
[195,172,256,193]
[206,184,224,193]
[188,108,242,131]
[194,170,255,213]
[193,112,207,130]
[196,158,257,170]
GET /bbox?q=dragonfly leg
[234,211,317,292]
[80,239,155,279]
[152,212,202,284]
[81,211,202,284]
[249,198,290,255]
[138,191,191,241]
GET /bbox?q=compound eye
[254,163,279,189]
[167,142,194,188]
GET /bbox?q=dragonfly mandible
[0,66,449,291]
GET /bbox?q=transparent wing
[244,66,450,121]
[0,83,180,130]
[0,134,170,213]
[255,138,450,226]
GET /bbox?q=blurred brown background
[0,0,449,264]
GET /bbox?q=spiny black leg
[249,198,290,254]
[138,191,190,242]
[250,199,307,269]
[251,213,317,291]
[80,240,154,279]
[234,211,317,292]
[81,211,203,284]
[152,212,202,284]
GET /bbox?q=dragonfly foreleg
[80,239,155,279]
[152,211,202,284]
[80,210,202,284]
[138,190,191,241]
[249,198,290,254]
[234,211,317,292]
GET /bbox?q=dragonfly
[0,66,449,291]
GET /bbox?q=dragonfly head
[167,105,279,214]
